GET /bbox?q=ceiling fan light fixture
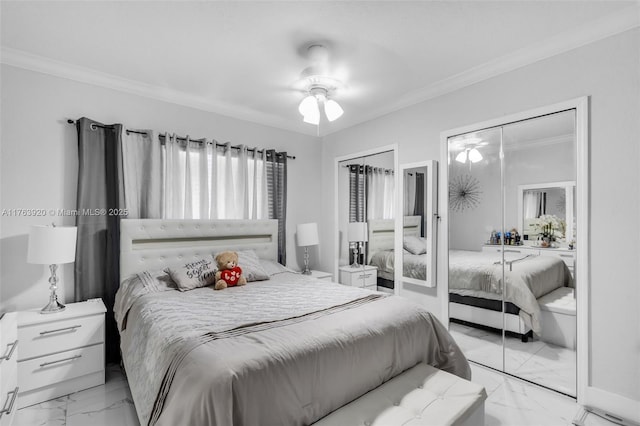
[468,148,483,163]
[455,150,468,163]
[324,99,343,122]
[298,95,317,117]
[295,43,346,126]
[303,111,320,125]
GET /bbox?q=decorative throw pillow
[166,258,217,291]
[213,249,270,282]
[403,236,427,255]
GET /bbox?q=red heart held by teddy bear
[220,266,243,286]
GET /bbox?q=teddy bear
[214,251,247,290]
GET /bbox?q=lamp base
[41,299,65,314]
[40,263,65,314]
[301,247,312,275]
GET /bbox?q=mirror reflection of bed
[446,108,579,397]
[367,216,426,289]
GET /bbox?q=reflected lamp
[348,222,368,268]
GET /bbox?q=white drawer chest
[339,265,378,290]
[0,312,19,426]
[16,300,106,408]
[482,245,576,274]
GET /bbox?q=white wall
[320,29,640,404]
[0,65,322,313]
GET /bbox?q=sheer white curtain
[383,171,394,219]
[162,135,267,220]
[121,130,162,218]
[367,168,394,220]
[523,190,545,219]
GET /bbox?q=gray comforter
[369,249,427,280]
[115,270,469,426]
[448,250,573,333]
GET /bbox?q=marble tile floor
[14,364,139,426]
[15,362,619,426]
[450,322,577,396]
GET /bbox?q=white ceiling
[1,1,637,137]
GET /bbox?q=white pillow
[403,236,427,255]
[259,258,296,276]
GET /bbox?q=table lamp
[27,224,77,314]
[297,223,319,275]
[348,222,368,268]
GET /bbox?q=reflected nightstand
[339,265,377,290]
[307,270,333,282]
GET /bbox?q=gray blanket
[369,249,427,280]
[115,271,469,426]
[448,250,573,333]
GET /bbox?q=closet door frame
[333,144,398,291]
[439,96,589,404]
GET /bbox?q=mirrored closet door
[337,150,395,292]
[447,109,578,396]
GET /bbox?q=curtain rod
[344,164,394,174]
[67,119,295,160]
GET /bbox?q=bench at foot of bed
[313,363,487,426]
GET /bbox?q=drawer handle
[0,340,18,362]
[39,354,82,368]
[359,274,371,278]
[503,250,522,253]
[39,325,82,335]
[0,387,19,418]
[559,254,573,258]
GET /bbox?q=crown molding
[0,47,318,137]
[325,3,640,136]
[1,3,637,139]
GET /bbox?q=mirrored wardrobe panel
[337,150,395,292]
[447,109,577,396]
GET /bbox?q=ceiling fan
[295,44,345,125]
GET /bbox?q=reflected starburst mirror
[449,173,482,212]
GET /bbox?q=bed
[448,249,573,341]
[367,216,427,289]
[115,219,471,426]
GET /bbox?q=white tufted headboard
[119,219,279,280]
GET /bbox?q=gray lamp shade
[27,225,77,265]
[297,223,319,247]
[348,222,368,242]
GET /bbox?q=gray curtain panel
[75,117,123,363]
[266,150,287,265]
[348,164,368,265]
[414,172,425,237]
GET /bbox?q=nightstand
[339,265,378,290]
[0,312,19,426]
[307,270,333,282]
[16,300,106,408]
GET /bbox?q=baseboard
[584,386,640,425]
